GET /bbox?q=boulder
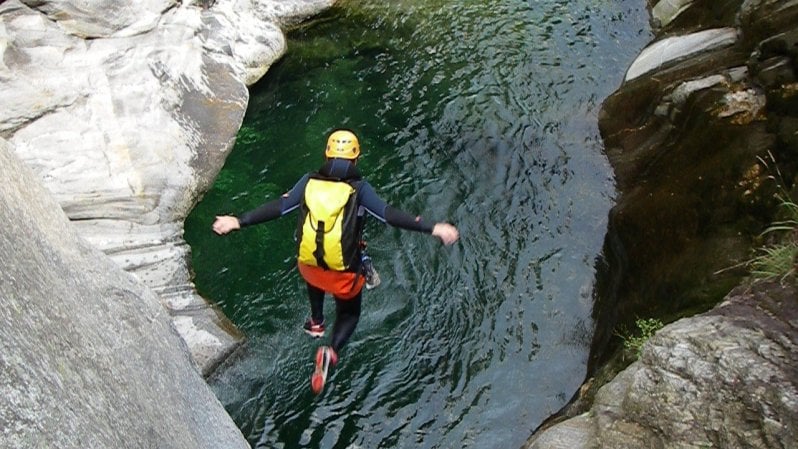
[625,28,738,81]
[0,137,249,449]
[526,281,798,449]
[652,0,695,29]
[19,0,173,38]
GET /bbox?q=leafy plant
[619,318,665,360]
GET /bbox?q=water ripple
[188,0,652,447]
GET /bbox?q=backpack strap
[313,219,329,270]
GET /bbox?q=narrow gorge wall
[0,0,334,375]
[0,0,333,447]
[0,138,248,448]
[526,0,798,447]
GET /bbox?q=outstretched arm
[212,174,309,236]
[358,181,460,245]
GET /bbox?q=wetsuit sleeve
[237,198,282,226]
[237,174,309,227]
[358,181,435,233]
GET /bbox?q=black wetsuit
[236,159,434,353]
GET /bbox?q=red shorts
[298,263,365,300]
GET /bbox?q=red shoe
[311,346,338,394]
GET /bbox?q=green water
[185,1,651,447]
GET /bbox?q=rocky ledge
[526,0,798,448]
[527,281,797,448]
[0,0,334,375]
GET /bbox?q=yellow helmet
[325,130,360,160]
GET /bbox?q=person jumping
[212,129,459,394]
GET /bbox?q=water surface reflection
[186,1,651,447]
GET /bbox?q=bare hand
[432,223,459,245]
[212,215,240,235]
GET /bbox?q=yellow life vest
[297,178,359,271]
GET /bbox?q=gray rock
[652,0,695,29]
[19,0,174,38]
[0,137,249,449]
[668,74,728,106]
[526,282,798,449]
[525,414,596,449]
[0,0,333,375]
[625,28,738,81]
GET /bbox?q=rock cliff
[1,0,334,447]
[0,138,248,448]
[0,0,334,375]
[526,0,798,447]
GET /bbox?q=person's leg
[304,282,327,338]
[330,291,362,354]
[307,282,325,324]
[311,288,361,394]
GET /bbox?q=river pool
[185,1,651,447]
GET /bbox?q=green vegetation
[619,318,665,360]
[749,194,798,284]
